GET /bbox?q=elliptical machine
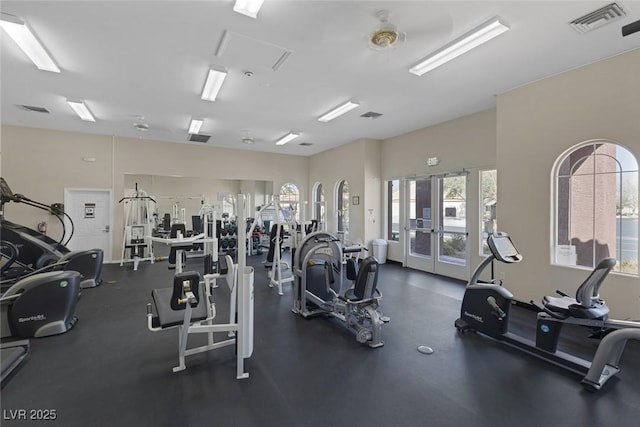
[1,270,81,338]
[455,231,640,391]
[0,178,103,288]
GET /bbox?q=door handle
[103,225,110,232]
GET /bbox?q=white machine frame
[147,194,254,379]
[246,195,294,295]
[119,185,156,271]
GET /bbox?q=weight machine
[292,232,388,348]
[119,184,156,271]
[146,194,254,378]
[246,195,294,295]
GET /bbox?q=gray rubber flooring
[1,252,638,427]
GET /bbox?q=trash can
[371,239,388,264]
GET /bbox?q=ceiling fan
[320,4,453,61]
[126,115,172,135]
[132,115,150,132]
[240,130,255,145]
[368,10,406,51]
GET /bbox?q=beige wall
[363,138,382,246]
[1,126,114,248]
[497,48,640,319]
[308,138,381,246]
[1,126,308,260]
[381,109,498,267]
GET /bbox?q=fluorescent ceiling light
[201,66,228,102]
[0,13,60,73]
[409,17,509,76]
[233,0,265,19]
[66,100,95,122]
[318,101,360,123]
[275,132,300,146]
[188,119,204,134]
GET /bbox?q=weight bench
[146,255,253,378]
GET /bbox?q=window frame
[552,139,638,275]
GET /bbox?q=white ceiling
[2,1,639,157]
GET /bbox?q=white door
[404,174,469,280]
[64,188,113,261]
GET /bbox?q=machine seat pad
[543,295,575,315]
[343,246,362,254]
[343,288,380,303]
[151,287,208,329]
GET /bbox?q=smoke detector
[369,10,406,50]
[241,136,255,144]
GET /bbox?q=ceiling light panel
[275,132,300,146]
[201,66,228,102]
[409,17,509,76]
[0,13,60,72]
[318,101,360,122]
[66,100,95,122]
[188,119,204,134]
[233,0,265,19]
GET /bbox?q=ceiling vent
[17,104,49,113]
[189,134,211,143]
[569,2,626,34]
[361,111,383,119]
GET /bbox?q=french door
[404,174,469,280]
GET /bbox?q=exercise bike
[455,231,640,391]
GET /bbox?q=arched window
[553,140,638,275]
[313,182,325,228]
[279,182,300,222]
[336,179,349,233]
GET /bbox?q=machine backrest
[266,223,285,263]
[345,258,358,281]
[305,220,318,235]
[575,257,616,307]
[351,256,379,301]
[192,215,203,234]
[170,223,186,238]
